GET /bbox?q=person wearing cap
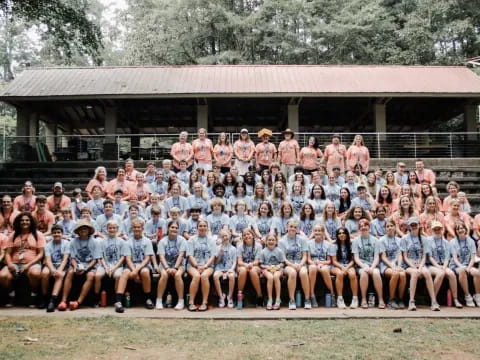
[426,220,461,308]
[346,135,370,173]
[192,128,214,172]
[32,195,55,236]
[350,184,375,215]
[278,129,300,180]
[47,182,72,217]
[324,134,347,174]
[60,220,102,310]
[300,136,323,176]
[171,131,194,171]
[400,216,439,311]
[331,165,345,187]
[112,188,128,218]
[213,132,233,174]
[255,129,277,173]
[394,162,409,186]
[450,222,480,307]
[233,129,255,176]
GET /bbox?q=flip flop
[69,301,79,311]
[378,302,386,309]
[188,304,197,312]
[198,303,208,311]
[361,302,368,309]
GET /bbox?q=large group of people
[0,128,479,314]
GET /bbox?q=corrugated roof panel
[1,65,480,99]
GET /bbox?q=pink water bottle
[446,289,452,307]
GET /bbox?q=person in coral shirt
[107,168,134,201]
[255,129,277,172]
[13,181,36,212]
[192,128,214,171]
[278,129,300,179]
[233,129,256,176]
[32,196,55,236]
[213,132,233,173]
[85,166,108,200]
[171,131,194,171]
[324,134,347,174]
[415,160,436,186]
[299,136,323,175]
[46,182,72,217]
[346,135,370,173]
[0,195,20,235]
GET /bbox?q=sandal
[273,299,281,310]
[69,301,79,311]
[361,302,368,309]
[266,300,273,310]
[198,303,208,311]
[378,301,386,309]
[188,304,197,312]
[57,301,67,311]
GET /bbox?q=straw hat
[257,128,273,138]
[74,220,96,236]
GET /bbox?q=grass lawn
[0,317,478,360]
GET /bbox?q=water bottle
[295,290,302,308]
[325,293,332,308]
[100,290,107,307]
[186,293,190,305]
[368,292,375,307]
[166,292,173,308]
[447,289,453,307]
[125,292,131,308]
[237,291,243,310]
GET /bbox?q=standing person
[352,219,384,309]
[233,129,255,176]
[255,128,276,173]
[346,135,370,173]
[331,228,359,308]
[213,132,233,174]
[258,234,286,310]
[171,131,194,171]
[41,225,70,312]
[0,212,45,308]
[13,181,36,212]
[278,128,300,179]
[236,228,263,306]
[156,221,187,310]
[186,219,217,311]
[60,220,102,310]
[379,219,407,309]
[213,229,237,308]
[324,134,347,174]
[192,128,214,172]
[85,166,108,200]
[47,182,72,217]
[299,136,323,176]
[401,217,439,311]
[278,219,311,310]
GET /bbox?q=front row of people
[1,212,479,312]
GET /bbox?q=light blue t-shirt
[257,247,286,266]
[45,240,70,268]
[308,240,335,261]
[278,234,309,263]
[125,236,154,264]
[70,236,102,266]
[157,235,187,268]
[186,235,218,267]
[215,243,237,271]
[98,236,129,265]
[351,235,379,266]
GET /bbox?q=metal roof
[1,65,480,100]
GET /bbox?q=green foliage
[122,0,480,65]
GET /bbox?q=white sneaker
[218,294,226,308]
[337,296,347,309]
[474,294,480,307]
[431,301,440,311]
[155,298,163,310]
[465,294,475,307]
[288,300,297,310]
[174,299,185,310]
[454,298,463,308]
[227,296,234,308]
[304,299,312,309]
[350,296,359,309]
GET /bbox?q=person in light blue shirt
[213,230,237,308]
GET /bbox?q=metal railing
[1,132,478,162]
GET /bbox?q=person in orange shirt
[323,134,347,174]
[107,168,134,201]
[171,131,194,171]
[0,195,20,235]
[213,132,233,173]
[0,212,46,308]
[255,129,277,173]
[47,182,72,217]
[346,134,370,173]
[415,159,436,186]
[124,159,140,182]
[32,196,55,236]
[233,129,255,176]
[278,128,300,179]
[13,181,36,212]
[299,136,323,176]
[192,128,214,171]
[85,166,108,200]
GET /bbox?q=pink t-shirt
[473,214,480,233]
[171,142,194,168]
[233,140,255,161]
[192,138,214,163]
[13,195,36,212]
[346,145,370,172]
[416,169,436,185]
[300,147,322,170]
[324,144,347,173]
[46,195,72,214]
[31,210,55,233]
[278,139,300,165]
[419,212,446,236]
[85,179,108,196]
[0,210,20,235]
[213,144,233,167]
[255,142,277,166]
[125,169,140,182]
[107,179,134,198]
[5,231,46,264]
